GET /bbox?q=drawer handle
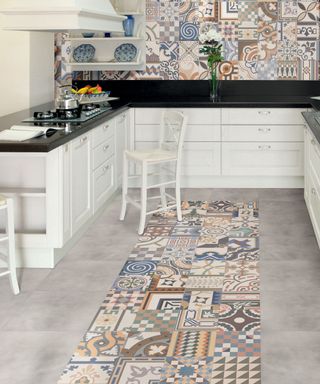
[103,125,109,131]
[312,188,317,196]
[258,128,271,133]
[103,145,110,151]
[258,111,271,115]
[80,136,88,143]
[311,139,316,145]
[258,145,271,150]
[102,165,110,173]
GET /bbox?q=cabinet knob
[312,188,317,195]
[258,145,271,150]
[103,125,109,131]
[102,165,110,173]
[311,139,316,145]
[258,111,271,115]
[80,136,88,143]
[258,127,271,133]
[103,145,110,151]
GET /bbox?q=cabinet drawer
[92,157,115,213]
[92,118,115,148]
[222,142,304,176]
[93,137,115,170]
[135,124,221,142]
[222,125,304,142]
[135,142,221,176]
[222,108,306,125]
[135,108,221,125]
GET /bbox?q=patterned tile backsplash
[56,0,320,84]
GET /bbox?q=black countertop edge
[130,100,313,109]
[302,111,320,145]
[0,102,130,153]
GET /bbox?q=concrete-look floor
[0,188,320,384]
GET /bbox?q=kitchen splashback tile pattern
[57,200,261,384]
[56,1,320,83]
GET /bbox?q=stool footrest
[0,270,10,278]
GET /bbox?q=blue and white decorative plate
[73,44,95,63]
[114,43,137,62]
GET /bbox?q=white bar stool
[120,110,188,234]
[0,195,19,295]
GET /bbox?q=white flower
[199,33,208,44]
[207,29,221,42]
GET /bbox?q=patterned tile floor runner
[58,201,261,384]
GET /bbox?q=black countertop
[302,111,320,144]
[0,93,319,153]
[0,99,129,152]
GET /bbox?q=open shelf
[68,49,144,70]
[67,37,144,42]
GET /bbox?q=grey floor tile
[0,331,80,384]
[262,331,320,384]
[1,289,105,332]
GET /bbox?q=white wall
[0,30,54,117]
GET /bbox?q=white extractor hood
[0,0,126,32]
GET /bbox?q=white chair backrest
[159,110,188,158]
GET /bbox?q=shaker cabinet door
[70,132,92,234]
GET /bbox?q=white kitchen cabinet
[92,118,115,147]
[93,157,115,213]
[71,132,92,235]
[135,124,221,142]
[133,107,306,188]
[93,136,115,170]
[222,142,304,176]
[135,108,221,125]
[222,108,306,125]
[115,111,129,187]
[222,125,304,142]
[62,143,71,244]
[182,143,221,176]
[135,141,221,177]
[305,127,320,247]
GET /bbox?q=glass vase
[209,66,220,101]
[123,15,135,37]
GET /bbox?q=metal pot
[55,86,80,110]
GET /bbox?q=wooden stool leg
[6,199,19,295]
[138,162,147,235]
[120,154,128,221]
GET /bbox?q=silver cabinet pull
[258,111,271,115]
[258,127,271,133]
[258,145,271,150]
[80,136,88,143]
[103,145,110,151]
[311,139,316,145]
[312,188,317,195]
[103,125,109,131]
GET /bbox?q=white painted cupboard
[132,107,306,188]
[304,126,320,247]
[0,110,130,268]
